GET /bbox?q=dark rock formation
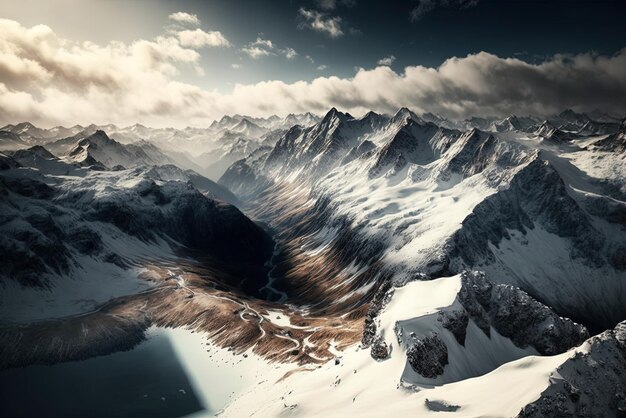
[406,333,448,378]
[458,272,589,355]
[361,280,393,348]
[518,321,626,418]
[587,117,626,153]
[0,153,20,170]
[370,336,391,360]
[438,309,469,346]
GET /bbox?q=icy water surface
[0,332,207,418]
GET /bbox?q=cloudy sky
[0,0,625,127]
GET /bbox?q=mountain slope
[222,107,626,333]
[68,130,174,169]
[0,158,271,322]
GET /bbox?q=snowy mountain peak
[67,130,176,169]
[322,107,350,123]
[20,145,56,159]
[531,120,570,142]
[464,127,482,138]
[492,115,522,132]
[555,109,591,127]
[15,121,36,131]
[237,118,254,127]
[588,115,626,152]
[219,115,237,124]
[535,120,555,133]
[392,107,420,123]
[79,129,113,146]
[368,119,439,177]
[361,110,381,119]
[558,108,585,120]
[358,111,389,129]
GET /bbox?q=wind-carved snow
[376,277,535,386]
[221,274,591,418]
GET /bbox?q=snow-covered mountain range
[1,107,625,417]
[0,112,321,181]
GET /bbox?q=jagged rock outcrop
[0,176,74,285]
[457,272,589,355]
[444,129,499,176]
[437,309,469,346]
[368,120,438,177]
[341,140,376,165]
[406,333,448,378]
[532,121,572,143]
[518,321,626,418]
[493,115,523,132]
[588,117,626,153]
[362,281,393,348]
[370,336,391,360]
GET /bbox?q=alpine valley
[1,106,625,417]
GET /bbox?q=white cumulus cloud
[377,55,396,66]
[168,12,200,26]
[0,18,625,128]
[242,37,297,60]
[177,28,230,48]
[298,8,344,38]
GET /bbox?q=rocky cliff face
[450,157,604,268]
[363,272,587,382]
[455,272,589,355]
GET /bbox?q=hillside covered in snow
[1,107,625,417]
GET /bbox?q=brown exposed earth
[0,257,365,370]
[0,183,385,371]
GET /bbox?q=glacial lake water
[0,331,209,418]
